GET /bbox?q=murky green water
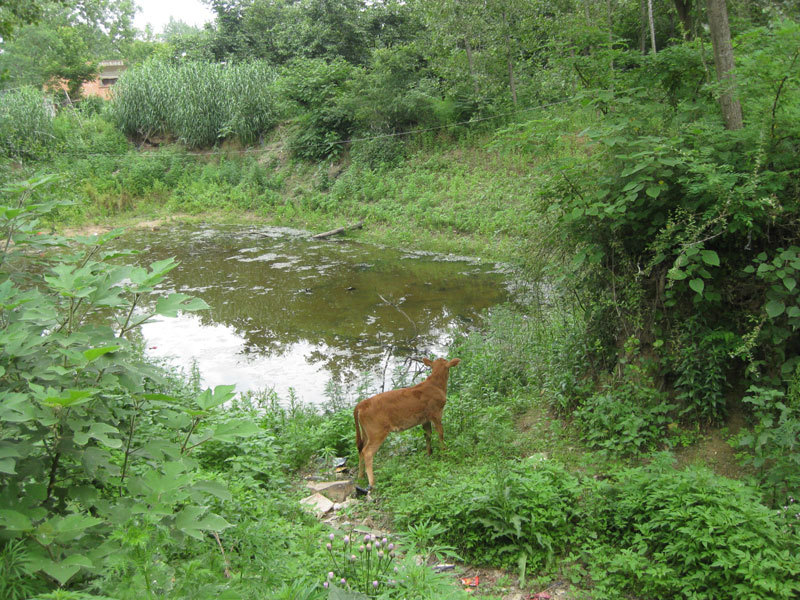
[121,224,511,403]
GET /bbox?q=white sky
[133,0,216,34]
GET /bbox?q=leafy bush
[553,22,800,415]
[465,457,580,580]
[0,87,54,159]
[575,386,673,457]
[382,457,580,583]
[671,319,737,424]
[348,45,443,134]
[0,176,259,592]
[52,110,131,157]
[736,379,800,508]
[575,339,675,457]
[587,460,800,600]
[281,58,357,159]
[743,246,800,381]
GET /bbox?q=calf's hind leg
[431,416,446,451]
[361,431,388,489]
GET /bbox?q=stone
[333,498,356,511]
[299,493,334,518]
[307,479,355,503]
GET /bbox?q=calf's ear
[447,358,461,367]
[422,358,433,367]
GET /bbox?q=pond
[120,224,512,404]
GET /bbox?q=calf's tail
[354,406,365,453]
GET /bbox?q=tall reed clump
[0,87,55,159]
[110,60,279,148]
[223,62,279,145]
[109,59,172,142]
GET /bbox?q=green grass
[1,105,588,266]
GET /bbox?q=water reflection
[120,224,510,403]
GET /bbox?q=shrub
[736,378,800,508]
[575,339,675,457]
[465,457,581,580]
[0,87,54,158]
[671,318,737,424]
[383,457,580,583]
[575,386,673,457]
[280,58,356,159]
[587,460,800,600]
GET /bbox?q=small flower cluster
[779,496,799,531]
[322,531,399,597]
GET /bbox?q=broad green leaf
[0,457,16,474]
[645,185,661,198]
[141,462,192,496]
[54,513,103,538]
[783,276,797,292]
[757,262,775,275]
[667,268,687,281]
[621,162,648,177]
[39,554,93,586]
[192,480,232,502]
[175,505,205,540]
[0,509,33,531]
[155,293,210,317]
[787,306,800,318]
[196,512,232,532]
[83,345,121,362]
[43,389,95,407]
[701,250,720,266]
[195,385,237,411]
[766,300,786,318]
[142,393,180,402]
[0,394,37,422]
[211,419,262,442]
[0,444,22,459]
[689,279,704,295]
[74,423,122,448]
[82,446,119,478]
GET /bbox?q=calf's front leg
[422,422,432,455]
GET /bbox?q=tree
[673,0,694,39]
[647,0,657,53]
[0,0,134,92]
[706,0,743,129]
[46,26,98,99]
[0,0,61,40]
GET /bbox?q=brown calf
[354,357,461,488]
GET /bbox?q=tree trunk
[640,0,647,53]
[706,0,743,129]
[606,0,615,77]
[673,0,693,39]
[648,0,657,54]
[464,36,479,96]
[502,11,517,106]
